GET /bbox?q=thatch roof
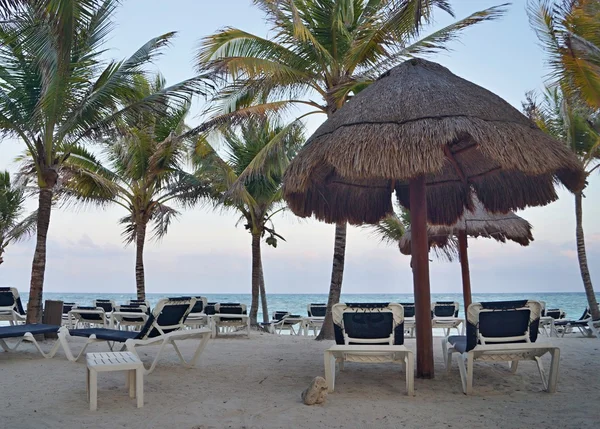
[398,197,534,257]
[283,59,585,226]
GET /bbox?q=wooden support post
[458,230,472,313]
[409,175,434,379]
[42,300,63,339]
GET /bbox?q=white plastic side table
[86,351,144,411]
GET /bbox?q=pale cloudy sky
[0,0,599,295]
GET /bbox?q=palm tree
[0,0,205,322]
[193,119,305,326]
[46,74,210,300]
[523,88,600,320]
[528,0,600,108]
[0,171,36,266]
[196,0,507,339]
[528,0,600,320]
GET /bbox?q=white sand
[0,333,598,429]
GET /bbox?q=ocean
[26,291,591,321]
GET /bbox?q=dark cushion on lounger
[0,324,60,338]
[554,319,589,327]
[308,304,327,317]
[69,328,139,342]
[448,335,467,353]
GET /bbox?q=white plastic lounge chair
[184,296,208,329]
[61,303,77,327]
[110,305,149,330]
[212,303,250,337]
[94,299,116,314]
[325,303,414,395]
[442,300,560,394]
[400,302,415,337]
[68,306,107,328]
[128,299,150,309]
[431,301,464,336]
[268,311,303,335]
[0,324,62,358]
[554,308,599,338]
[304,304,326,336]
[0,287,27,325]
[539,308,565,337]
[58,297,211,374]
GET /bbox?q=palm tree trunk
[250,232,262,327]
[575,191,600,320]
[259,261,269,323]
[135,221,147,301]
[26,187,53,323]
[316,222,347,340]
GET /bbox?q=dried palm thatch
[283,59,585,225]
[398,197,534,258]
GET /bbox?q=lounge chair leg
[136,367,144,408]
[324,351,336,392]
[441,338,449,371]
[405,352,415,396]
[509,360,519,373]
[128,370,135,398]
[457,354,468,394]
[547,348,560,393]
[89,370,98,411]
[466,353,474,394]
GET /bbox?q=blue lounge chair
[0,287,26,324]
[325,303,414,395]
[554,308,599,338]
[442,300,560,394]
[58,297,211,374]
[0,324,61,358]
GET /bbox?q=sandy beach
[0,333,598,429]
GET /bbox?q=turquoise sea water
[28,292,591,321]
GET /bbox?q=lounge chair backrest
[332,303,404,346]
[579,308,591,321]
[62,302,76,314]
[432,301,459,317]
[71,306,105,321]
[545,309,566,320]
[215,303,247,322]
[273,311,290,321]
[205,302,217,315]
[190,296,208,314]
[116,305,148,322]
[465,300,541,352]
[136,297,196,339]
[128,299,150,308]
[307,303,327,317]
[400,302,415,318]
[539,301,546,317]
[0,287,25,315]
[94,299,115,313]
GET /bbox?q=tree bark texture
[26,187,53,324]
[259,259,269,323]
[575,191,600,320]
[316,222,347,340]
[135,221,147,300]
[250,232,262,326]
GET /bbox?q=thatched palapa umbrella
[283,59,584,378]
[398,196,534,313]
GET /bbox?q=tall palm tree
[523,88,600,320]
[0,0,205,322]
[528,0,600,320]
[0,171,36,266]
[196,0,507,339]
[48,75,209,300]
[193,119,304,326]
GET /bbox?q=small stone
[301,376,328,405]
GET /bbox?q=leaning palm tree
[0,0,205,322]
[523,87,600,320]
[528,0,600,319]
[0,171,36,266]
[196,0,507,339]
[193,119,304,326]
[52,75,209,300]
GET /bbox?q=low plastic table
[86,351,144,411]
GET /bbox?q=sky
[0,0,599,296]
